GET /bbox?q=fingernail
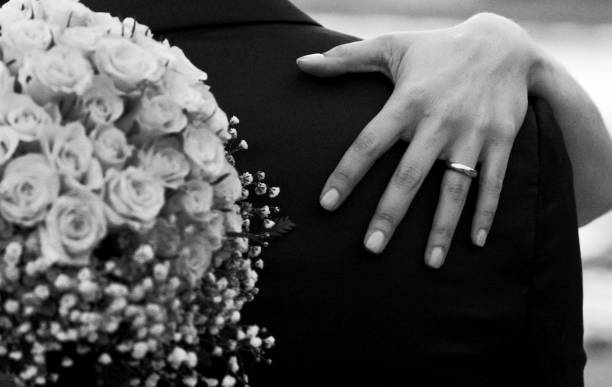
[427,247,445,269]
[365,231,386,254]
[297,53,325,63]
[475,229,488,247]
[320,189,339,210]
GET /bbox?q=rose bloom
[104,167,165,232]
[174,235,213,285]
[94,37,163,93]
[138,138,190,189]
[37,0,94,29]
[200,210,225,251]
[20,45,94,105]
[0,19,53,68]
[135,90,188,136]
[38,190,107,267]
[0,154,60,227]
[165,71,217,117]
[136,38,207,82]
[40,122,102,191]
[80,75,125,128]
[171,180,214,223]
[213,162,243,206]
[183,126,226,180]
[0,126,20,166]
[56,25,107,54]
[196,107,230,140]
[90,125,133,170]
[0,93,58,142]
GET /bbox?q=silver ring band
[446,161,478,179]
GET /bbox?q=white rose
[135,90,188,136]
[197,108,230,140]
[104,167,165,232]
[165,71,217,117]
[40,122,103,192]
[0,93,57,142]
[170,180,214,223]
[174,235,213,285]
[80,75,125,128]
[213,162,243,205]
[138,138,190,189]
[94,37,163,93]
[0,2,35,28]
[0,126,20,166]
[224,205,244,233]
[38,190,107,267]
[56,25,106,53]
[20,45,94,105]
[37,0,94,29]
[90,125,133,170]
[0,19,53,69]
[183,126,226,180]
[136,38,207,82]
[0,154,60,227]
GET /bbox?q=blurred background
[292,0,612,385]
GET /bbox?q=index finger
[319,93,414,211]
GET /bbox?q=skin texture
[297,12,612,268]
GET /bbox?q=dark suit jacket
[30,1,592,386]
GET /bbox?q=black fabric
[3,1,585,386]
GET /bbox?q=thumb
[296,37,389,78]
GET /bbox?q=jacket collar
[82,0,319,33]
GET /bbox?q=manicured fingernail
[475,229,488,247]
[297,53,325,63]
[320,189,339,210]
[365,231,385,254]
[427,247,445,269]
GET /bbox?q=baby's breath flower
[3,241,22,265]
[221,375,236,387]
[4,300,21,316]
[269,186,280,198]
[98,353,112,365]
[133,244,155,264]
[145,374,160,387]
[34,285,50,300]
[183,376,198,387]
[54,274,73,289]
[132,341,149,360]
[4,265,20,281]
[167,347,188,369]
[153,262,170,282]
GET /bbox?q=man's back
[86,1,586,386]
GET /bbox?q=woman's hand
[297,13,543,268]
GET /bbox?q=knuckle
[445,181,468,203]
[432,226,453,242]
[351,132,380,158]
[478,208,497,224]
[393,164,423,191]
[331,169,353,186]
[481,175,504,196]
[327,43,350,57]
[374,211,397,228]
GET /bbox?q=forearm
[530,53,612,226]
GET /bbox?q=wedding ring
[446,161,478,179]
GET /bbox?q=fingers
[320,92,413,211]
[296,36,391,78]
[424,151,480,269]
[471,143,512,247]
[363,121,443,254]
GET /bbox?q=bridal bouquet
[0,1,290,386]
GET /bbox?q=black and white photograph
[0,0,610,386]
